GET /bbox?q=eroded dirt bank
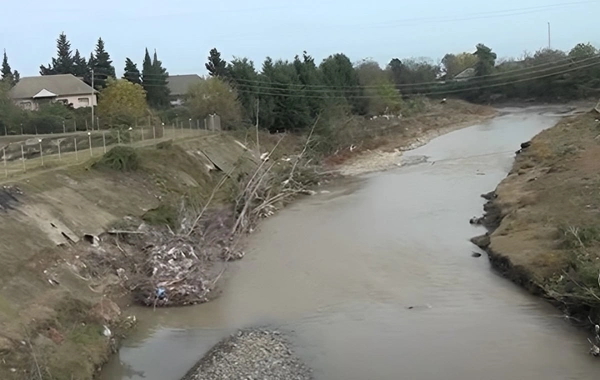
[472,109,600,326]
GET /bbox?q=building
[453,67,476,82]
[167,74,203,106]
[10,74,96,110]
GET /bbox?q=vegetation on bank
[476,111,600,323]
[2,33,600,140]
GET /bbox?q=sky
[2,0,600,77]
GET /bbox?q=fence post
[162,123,165,138]
[188,118,192,130]
[97,117,100,131]
[85,119,89,131]
[180,121,184,136]
[141,127,145,141]
[102,132,107,153]
[58,140,62,161]
[74,138,79,161]
[3,147,7,178]
[74,120,77,132]
[39,140,44,166]
[153,126,156,140]
[20,145,25,172]
[88,132,93,157]
[196,119,200,129]
[62,120,66,134]
[3,124,6,136]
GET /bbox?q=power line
[126,53,600,90]
[126,60,600,99]
[349,1,599,28]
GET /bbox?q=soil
[472,109,600,324]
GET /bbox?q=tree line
[1,34,600,136]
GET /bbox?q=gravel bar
[181,329,313,380]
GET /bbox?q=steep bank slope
[0,134,259,379]
[473,110,600,321]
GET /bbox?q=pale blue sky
[3,0,600,77]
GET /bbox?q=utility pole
[547,22,552,49]
[91,69,95,130]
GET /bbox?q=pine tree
[123,58,141,85]
[1,50,14,85]
[72,49,89,79]
[40,32,74,75]
[142,48,170,108]
[206,48,228,77]
[90,38,116,90]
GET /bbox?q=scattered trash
[103,325,112,338]
[259,152,270,161]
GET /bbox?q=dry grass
[489,110,600,312]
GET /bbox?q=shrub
[93,146,139,171]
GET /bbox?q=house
[10,74,96,110]
[167,74,203,106]
[453,67,476,82]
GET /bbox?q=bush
[93,146,139,171]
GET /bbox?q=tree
[142,49,170,108]
[226,57,259,121]
[474,43,497,77]
[40,32,74,75]
[356,59,401,115]
[206,48,228,77]
[90,38,116,90]
[72,50,89,79]
[123,58,141,84]
[1,50,19,86]
[186,77,243,129]
[320,53,366,114]
[97,78,147,126]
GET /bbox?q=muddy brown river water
[101,107,599,380]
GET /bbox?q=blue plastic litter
[156,287,166,299]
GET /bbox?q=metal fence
[0,124,213,179]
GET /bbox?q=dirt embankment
[472,110,600,324]
[334,99,496,175]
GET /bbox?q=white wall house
[10,74,97,110]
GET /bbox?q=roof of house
[10,74,95,99]
[32,89,58,99]
[167,74,203,96]
[454,67,476,80]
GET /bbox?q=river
[100,106,598,380]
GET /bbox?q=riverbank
[472,109,600,325]
[333,99,495,175]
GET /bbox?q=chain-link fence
[0,122,217,179]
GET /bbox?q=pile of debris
[136,236,216,306]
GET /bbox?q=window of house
[56,99,68,105]
[78,97,90,106]
[19,101,32,110]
